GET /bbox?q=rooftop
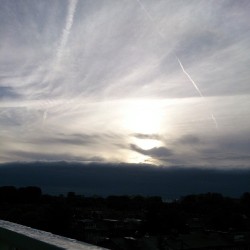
[0,220,107,250]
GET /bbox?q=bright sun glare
[122,100,164,151]
[122,100,163,134]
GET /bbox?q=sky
[1,0,250,168]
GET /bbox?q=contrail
[211,114,218,129]
[177,57,204,98]
[177,57,218,129]
[136,0,164,39]
[55,0,78,67]
[42,110,47,126]
[43,110,47,120]
[40,0,78,122]
[135,0,218,129]
[136,0,154,22]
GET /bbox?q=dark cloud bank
[0,162,249,199]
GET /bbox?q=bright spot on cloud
[126,150,152,164]
[133,138,162,150]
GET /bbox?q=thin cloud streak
[135,0,164,38]
[177,57,204,98]
[55,0,78,69]
[177,56,218,129]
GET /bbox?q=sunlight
[126,151,151,164]
[133,138,162,150]
[120,100,165,163]
[125,148,160,165]
[122,100,164,135]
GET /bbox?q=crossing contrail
[136,0,154,22]
[136,0,164,39]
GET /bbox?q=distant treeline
[0,185,249,205]
[0,186,42,203]
[0,186,250,240]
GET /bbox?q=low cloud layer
[0,162,250,199]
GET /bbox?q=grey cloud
[31,132,123,146]
[200,132,250,156]
[59,134,100,145]
[0,107,42,127]
[10,150,105,163]
[177,134,201,145]
[202,152,250,162]
[132,133,160,140]
[130,144,172,158]
[169,131,250,168]
[217,134,250,153]
[0,86,21,99]
[197,133,250,167]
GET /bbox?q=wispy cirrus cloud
[1,1,250,168]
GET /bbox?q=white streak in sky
[42,110,47,126]
[136,0,154,22]
[177,57,204,98]
[177,57,218,129]
[135,0,218,130]
[136,0,164,39]
[39,0,78,121]
[43,110,47,120]
[212,114,218,129]
[55,0,78,68]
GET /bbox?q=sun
[121,99,164,151]
[122,100,164,135]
